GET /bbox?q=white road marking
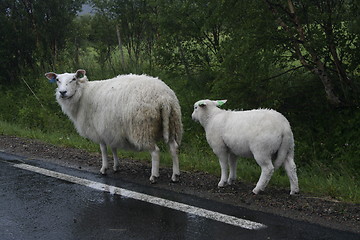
[14,163,266,230]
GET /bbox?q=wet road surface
[1,152,359,240]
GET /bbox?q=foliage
[0,0,85,85]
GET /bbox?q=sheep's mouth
[60,94,71,99]
[59,90,76,100]
[62,94,74,100]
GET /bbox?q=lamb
[191,99,299,195]
[45,69,183,183]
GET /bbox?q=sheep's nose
[59,91,67,96]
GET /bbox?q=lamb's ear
[75,69,86,79]
[215,100,227,107]
[45,72,57,83]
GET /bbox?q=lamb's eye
[72,78,76,81]
[56,78,59,82]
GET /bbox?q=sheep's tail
[273,130,294,169]
[161,103,170,143]
[161,101,183,145]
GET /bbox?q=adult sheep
[45,69,183,183]
[191,99,299,195]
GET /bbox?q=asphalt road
[0,152,359,240]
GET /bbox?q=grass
[0,120,359,203]
[0,120,98,152]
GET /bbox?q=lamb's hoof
[171,174,180,183]
[149,176,159,184]
[252,188,261,195]
[113,166,120,173]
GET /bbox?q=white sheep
[192,99,299,195]
[45,69,183,183]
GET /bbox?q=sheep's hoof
[217,181,226,188]
[227,178,236,185]
[149,176,159,184]
[290,190,300,195]
[171,174,180,183]
[100,167,108,175]
[113,166,120,173]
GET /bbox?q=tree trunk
[116,25,126,69]
[313,59,341,106]
[74,36,79,66]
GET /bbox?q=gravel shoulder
[0,134,359,234]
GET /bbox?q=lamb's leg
[99,143,109,175]
[111,147,120,172]
[284,155,299,195]
[149,145,160,183]
[217,152,229,187]
[227,153,237,185]
[253,154,274,194]
[169,140,180,182]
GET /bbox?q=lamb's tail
[273,130,294,169]
[274,129,299,194]
[161,101,183,145]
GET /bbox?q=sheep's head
[191,99,227,124]
[45,69,87,100]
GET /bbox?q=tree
[91,0,157,71]
[153,0,226,83]
[33,0,85,67]
[0,0,37,84]
[264,0,359,106]
[89,13,118,72]
[0,0,84,85]
[66,15,92,67]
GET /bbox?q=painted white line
[14,163,266,230]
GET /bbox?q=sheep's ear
[75,69,86,79]
[215,100,227,107]
[199,102,207,107]
[45,72,57,83]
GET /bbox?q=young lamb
[45,69,183,183]
[192,99,299,195]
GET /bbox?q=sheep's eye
[56,78,59,82]
[71,78,76,81]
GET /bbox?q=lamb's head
[191,99,227,125]
[45,69,87,100]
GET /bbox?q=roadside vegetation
[0,0,359,203]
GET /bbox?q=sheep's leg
[217,153,229,187]
[99,143,109,175]
[227,153,237,185]
[169,140,180,182]
[149,145,160,183]
[284,155,299,195]
[111,147,120,172]
[253,154,274,194]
